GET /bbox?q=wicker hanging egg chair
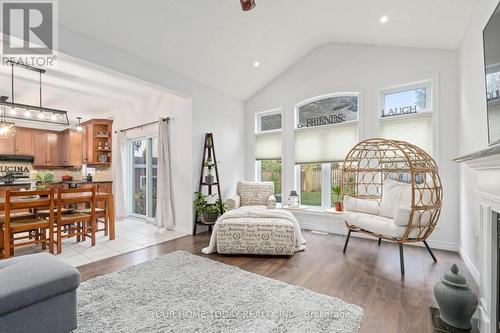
[341,138,443,275]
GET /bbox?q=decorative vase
[335,202,342,211]
[433,264,478,330]
[205,174,214,184]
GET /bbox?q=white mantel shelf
[453,144,500,170]
[456,145,500,333]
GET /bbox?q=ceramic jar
[433,264,478,330]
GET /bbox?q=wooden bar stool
[1,189,55,259]
[54,187,97,254]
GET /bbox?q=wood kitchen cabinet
[0,120,111,169]
[61,129,82,167]
[14,127,33,156]
[33,131,63,167]
[47,132,62,166]
[0,135,15,154]
[82,119,112,166]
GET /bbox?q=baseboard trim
[458,247,480,285]
[298,221,459,252]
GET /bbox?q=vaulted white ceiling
[0,52,167,129]
[59,0,478,100]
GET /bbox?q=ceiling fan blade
[240,0,256,11]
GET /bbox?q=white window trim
[254,108,284,193]
[292,92,360,209]
[294,92,359,130]
[127,134,158,222]
[377,77,439,160]
[379,80,433,119]
[255,108,283,134]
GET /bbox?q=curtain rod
[117,117,170,133]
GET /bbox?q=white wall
[57,25,246,233]
[458,0,500,277]
[245,42,461,250]
[103,90,193,235]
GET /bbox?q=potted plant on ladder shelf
[193,192,227,224]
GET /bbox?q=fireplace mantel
[454,144,500,170]
[456,149,499,333]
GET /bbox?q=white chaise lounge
[202,181,305,256]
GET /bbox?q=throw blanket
[202,207,306,254]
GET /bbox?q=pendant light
[240,0,256,11]
[76,117,83,132]
[0,60,69,126]
[0,107,15,138]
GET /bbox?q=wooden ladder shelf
[193,133,223,235]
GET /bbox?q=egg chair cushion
[343,211,420,239]
[343,195,380,215]
[379,179,411,219]
[393,206,432,227]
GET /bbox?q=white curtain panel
[113,132,128,219]
[155,118,175,230]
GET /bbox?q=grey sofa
[0,252,80,333]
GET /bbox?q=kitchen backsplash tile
[0,162,112,182]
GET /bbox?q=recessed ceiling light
[37,112,45,119]
[24,110,31,118]
[380,15,389,24]
[253,61,260,68]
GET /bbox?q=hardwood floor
[78,230,477,333]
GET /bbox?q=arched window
[294,93,359,208]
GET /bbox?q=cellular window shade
[294,124,358,163]
[380,114,432,154]
[255,132,282,160]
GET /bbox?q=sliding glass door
[130,137,157,220]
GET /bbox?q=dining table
[0,191,116,240]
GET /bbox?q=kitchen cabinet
[0,135,15,154]
[14,127,33,156]
[82,119,112,166]
[0,120,111,169]
[33,131,63,167]
[33,131,48,165]
[47,132,62,166]
[82,123,93,164]
[61,129,82,167]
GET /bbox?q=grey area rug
[76,251,364,333]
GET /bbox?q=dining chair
[54,187,97,254]
[1,189,55,259]
[76,202,108,236]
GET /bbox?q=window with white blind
[379,81,433,155]
[255,110,282,202]
[294,94,359,208]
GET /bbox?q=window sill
[280,205,343,217]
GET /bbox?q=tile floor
[11,218,187,267]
